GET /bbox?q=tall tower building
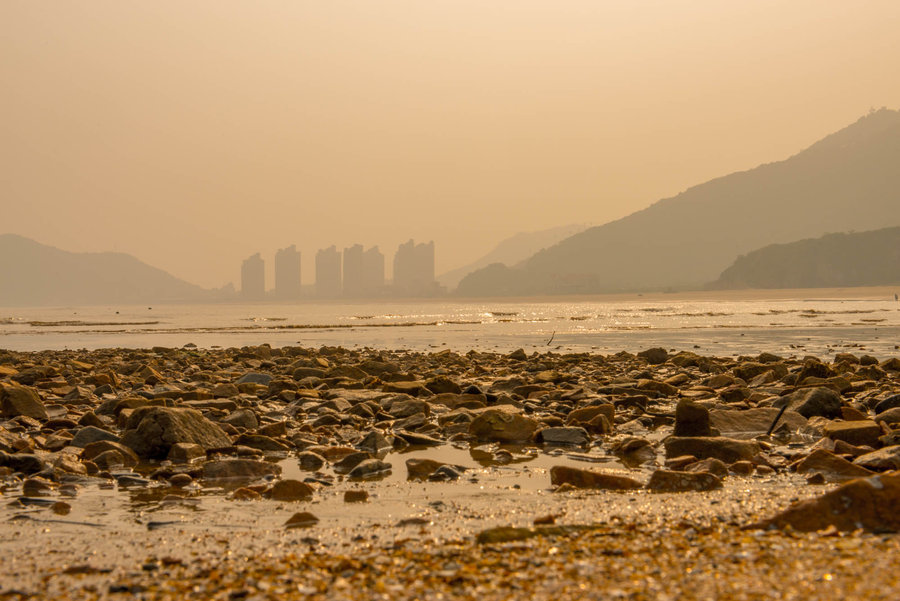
[362,246,385,295]
[241,253,265,300]
[342,244,364,296]
[393,239,435,296]
[315,245,342,297]
[274,245,301,300]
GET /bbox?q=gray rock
[774,387,842,419]
[235,372,273,386]
[69,426,119,448]
[873,394,900,414]
[220,409,259,430]
[348,458,392,480]
[536,426,590,446]
[0,383,48,420]
[121,407,232,459]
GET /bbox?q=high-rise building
[342,244,364,296]
[362,246,385,295]
[274,245,301,300]
[315,245,342,297]
[393,239,435,296]
[241,253,265,300]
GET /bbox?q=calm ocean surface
[2,297,899,359]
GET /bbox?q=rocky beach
[3,343,900,599]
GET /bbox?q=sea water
[2,295,899,359]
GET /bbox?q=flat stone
[268,479,314,502]
[647,469,723,492]
[853,446,900,471]
[709,407,807,438]
[347,458,392,480]
[69,426,119,448]
[663,437,760,464]
[549,465,642,490]
[536,426,590,446]
[794,449,874,482]
[823,420,882,448]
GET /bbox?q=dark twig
[766,404,789,436]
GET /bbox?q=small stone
[853,446,900,471]
[347,459,392,480]
[793,449,874,482]
[536,426,590,446]
[664,437,760,464]
[285,511,319,528]
[823,420,882,448]
[344,490,368,503]
[468,408,538,443]
[169,473,193,487]
[268,479,314,502]
[232,487,261,501]
[202,459,281,480]
[729,460,755,475]
[297,451,326,471]
[167,442,206,464]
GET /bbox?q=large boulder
[0,383,48,420]
[752,473,900,533]
[121,407,231,459]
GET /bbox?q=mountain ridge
[457,108,900,295]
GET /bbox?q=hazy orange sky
[2,1,899,289]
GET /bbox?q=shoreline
[2,344,900,598]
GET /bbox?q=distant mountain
[437,223,589,289]
[0,234,210,306]
[457,108,900,296]
[710,227,900,289]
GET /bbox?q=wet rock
[382,381,431,397]
[232,487,261,501]
[673,400,711,437]
[507,348,527,361]
[52,453,87,475]
[549,465,642,490]
[285,511,318,528]
[202,459,281,480]
[664,437,760,464]
[752,473,900,533]
[69,426,119,448]
[793,449,874,482]
[775,387,842,419]
[729,460,755,475]
[267,479,314,502]
[853,446,900,471]
[355,431,392,454]
[469,407,538,443]
[609,437,656,465]
[873,394,900,415]
[235,372,272,386]
[823,420,882,448]
[91,450,126,470]
[565,405,614,427]
[637,348,668,365]
[684,457,728,478]
[0,383,48,420]
[81,441,139,467]
[344,489,368,503]
[122,407,231,459]
[406,458,451,480]
[168,473,193,487]
[220,409,259,430]
[426,376,461,395]
[874,407,900,427]
[23,477,55,496]
[233,434,291,452]
[167,442,206,463]
[709,407,807,438]
[348,458,392,480]
[647,469,722,492]
[297,451,326,471]
[388,398,430,418]
[0,451,45,474]
[333,451,371,474]
[536,426,589,446]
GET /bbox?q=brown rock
[549,465,642,490]
[469,407,538,443]
[752,473,900,532]
[0,383,48,420]
[647,469,722,492]
[664,437,760,464]
[793,449,874,482]
[673,399,711,437]
[344,490,369,503]
[268,479,314,502]
[202,459,281,480]
[823,420,882,448]
[121,407,231,459]
[853,446,900,471]
[285,511,319,528]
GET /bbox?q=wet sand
[2,343,900,599]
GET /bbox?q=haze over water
[3,292,899,359]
